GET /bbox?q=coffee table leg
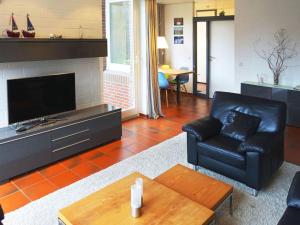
[229,194,233,215]
[209,219,216,225]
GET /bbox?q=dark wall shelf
[0,38,107,63]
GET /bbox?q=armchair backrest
[211,92,287,133]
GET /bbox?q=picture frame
[174,26,183,35]
[174,18,184,26]
[174,36,184,45]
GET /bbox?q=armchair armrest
[287,171,300,209]
[182,116,222,142]
[238,132,281,154]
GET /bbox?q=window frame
[106,0,131,73]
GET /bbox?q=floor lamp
[157,36,168,66]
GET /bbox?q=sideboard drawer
[288,90,300,104]
[88,112,121,134]
[287,104,300,127]
[241,83,272,99]
[51,122,90,141]
[272,88,288,102]
[0,133,51,181]
[51,129,90,149]
[51,137,91,161]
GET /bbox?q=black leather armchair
[183,92,287,193]
[278,172,300,225]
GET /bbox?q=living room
[0,0,299,225]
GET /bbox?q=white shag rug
[4,133,300,225]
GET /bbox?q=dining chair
[158,72,170,107]
[169,67,190,93]
[161,64,171,79]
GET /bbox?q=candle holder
[131,184,142,218]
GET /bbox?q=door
[194,21,208,97]
[210,20,235,98]
[193,16,234,98]
[104,0,139,119]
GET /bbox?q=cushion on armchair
[220,110,261,141]
[182,116,222,142]
[238,132,280,154]
[287,172,300,209]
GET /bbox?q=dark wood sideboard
[241,82,300,127]
[0,104,121,183]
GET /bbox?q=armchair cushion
[182,116,222,142]
[197,135,245,169]
[221,110,261,141]
[238,132,279,154]
[287,172,300,209]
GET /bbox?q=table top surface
[155,165,233,210]
[243,81,300,91]
[59,172,214,225]
[159,68,193,76]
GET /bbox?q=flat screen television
[7,73,76,124]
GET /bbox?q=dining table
[158,68,194,104]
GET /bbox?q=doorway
[104,0,140,119]
[193,16,234,98]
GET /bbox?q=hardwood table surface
[59,172,214,225]
[155,164,233,210]
[158,68,193,104]
[158,68,193,77]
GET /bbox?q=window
[107,0,131,71]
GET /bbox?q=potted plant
[254,29,297,85]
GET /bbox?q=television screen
[7,73,76,124]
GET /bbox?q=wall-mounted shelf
[0,38,107,63]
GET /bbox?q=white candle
[135,178,143,197]
[131,184,141,209]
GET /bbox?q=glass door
[194,21,209,97]
[103,0,138,119]
[193,16,234,98]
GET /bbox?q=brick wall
[0,0,103,127]
[103,70,133,110]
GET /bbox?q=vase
[273,73,280,85]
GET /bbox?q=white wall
[164,3,194,93]
[0,0,102,38]
[0,0,103,127]
[235,0,300,87]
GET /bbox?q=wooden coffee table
[58,172,214,225]
[155,164,233,213]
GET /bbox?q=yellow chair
[161,64,170,70]
[161,64,171,79]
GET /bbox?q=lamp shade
[157,36,168,49]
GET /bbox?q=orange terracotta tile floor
[0,94,299,214]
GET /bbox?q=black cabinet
[241,82,300,127]
[0,105,121,182]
